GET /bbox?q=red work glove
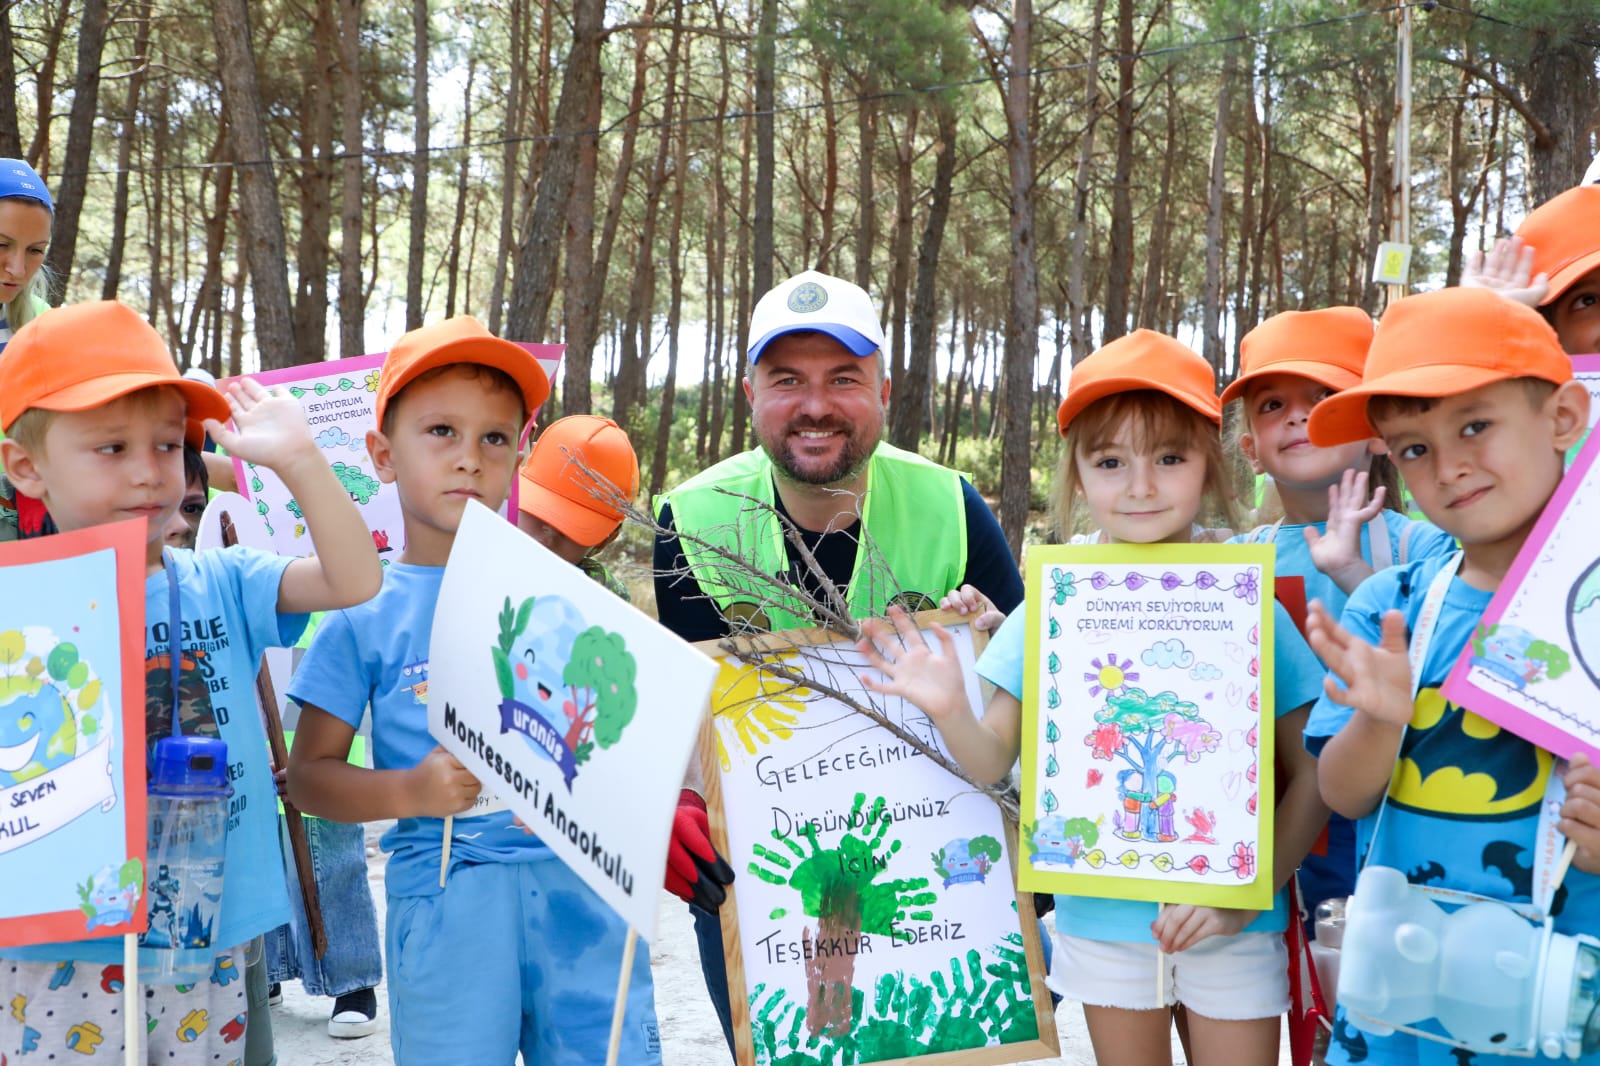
[666,789,735,912]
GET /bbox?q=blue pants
[387,855,662,1065]
[266,815,384,997]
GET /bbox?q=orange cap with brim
[1307,287,1571,447]
[518,415,640,547]
[1515,184,1600,305]
[0,300,230,433]
[1056,329,1220,436]
[1220,307,1373,405]
[375,315,550,430]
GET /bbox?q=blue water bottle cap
[148,735,231,793]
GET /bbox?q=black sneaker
[267,982,283,1007]
[328,986,378,1039]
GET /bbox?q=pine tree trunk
[1101,0,1136,343]
[446,61,477,318]
[649,16,689,499]
[292,0,336,365]
[998,0,1036,559]
[0,6,19,159]
[102,0,153,301]
[1066,0,1105,365]
[405,0,429,329]
[487,0,527,334]
[211,0,298,367]
[892,103,957,453]
[338,0,365,358]
[1202,46,1235,372]
[43,0,109,295]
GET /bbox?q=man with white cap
[653,269,1023,1056]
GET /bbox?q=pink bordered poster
[226,345,562,560]
[1441,418,1600,764]
[0,519,148,947]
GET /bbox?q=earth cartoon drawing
[0,628,104,790]
[1568,561,1600,689]
[491,595,638,790]
[932,835,1002,888]
[1470,623,1570,691]
[1028,814,1101,868]
[78,859,144,931]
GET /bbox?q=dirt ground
[263,829,1293,1064]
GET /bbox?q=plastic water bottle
[140,736,231,984]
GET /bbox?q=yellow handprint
[711,656,808,771]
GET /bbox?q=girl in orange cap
[860,330,1329,1066]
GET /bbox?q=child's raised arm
[857,605,1021,786]
[1303,468,1384,595]
[287,704,482,822]
[204,378,382,614]
[1305,599,1412,818]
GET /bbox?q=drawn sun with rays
[1084,654,1138,697]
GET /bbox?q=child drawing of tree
[561,626,638,764]
[330,462,381,504]
[1085,688,1218,844]
[749,792,938,1039]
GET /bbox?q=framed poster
[427,501,715,940]
[1441,425,1600,764]
[0,519,148,947]
[1020,544,1276,911]
[704,611,1058,1066]
[227,345,563,559]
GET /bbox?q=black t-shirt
[653,477,1024,642]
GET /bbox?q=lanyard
[1257,514,1392,567]
[1366,551,1569,919]
[162,549,183,738]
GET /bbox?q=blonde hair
[5,385,183,457]
[1051,390,1239,540]
[0,194,53,329]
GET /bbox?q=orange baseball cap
[1308,287,1571,446]
[1220,307,1373,405]
[1515,184,1600,305]
[1056,329,1220,435]
[375,315,550,429]
[0,300,230,434]
[518,415,640,546]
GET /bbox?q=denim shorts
[265,815,383,997]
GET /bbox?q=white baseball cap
[747,270,886,363]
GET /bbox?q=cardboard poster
[427,501,715,940]
[1020,544,1276,910]
[227,345,562,559]
[1441,426,1600,763]
[0,519,148,947]
[705,613,1057,1066]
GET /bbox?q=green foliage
[1527,639,1572,681]
[331,462,382,505]
[1095,686,1200,728]
[494,596,535,701]
[563,627,638,752]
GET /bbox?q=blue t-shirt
[1231,510,1454,912]
[287,562,546,899]
[977,601,1321,942]
[7,546,306,964]
[1305,555,1600,1064]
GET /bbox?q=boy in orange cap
[284,318,665,1065]
[1463,184,1600,355]
[0,300,382,1062]
[516,414,639,599]
[1304,287,1600,1065]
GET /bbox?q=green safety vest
[657,443,968,632]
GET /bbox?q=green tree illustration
[331,462,381,504]
[561,626,638,762]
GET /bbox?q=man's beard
[762,418,877,487]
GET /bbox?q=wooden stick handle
[221,511,328,958]
[605,927,639,1066]
[440,817,453,887]
[123,934,139,1065]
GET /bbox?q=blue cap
[148,735,232,795]
[0,159,52,212]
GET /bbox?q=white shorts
[1049,929,1289,1020]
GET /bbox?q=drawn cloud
[1189,662,1223,681]
[1141,639,1194,670]
[316,427,352,449]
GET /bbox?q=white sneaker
[328,987,378,1039]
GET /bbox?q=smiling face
[0,686,72,785]
[1240,373,1373,494]
[1373,379,1587,569]
[744,332,889,489]
[0,198,51,308]
[1549,264,1600,356]
[368,365,525,565]
[1,388,187,566]
[1074,420,1209,544]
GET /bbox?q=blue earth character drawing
[506,596,585,738]
[0,683,76,787]
[1470,623,1571,691]
[1030,814,1100,868]
[932,836,1002,888]
[78,860,143,931]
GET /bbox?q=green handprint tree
[749,792,937,1039]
